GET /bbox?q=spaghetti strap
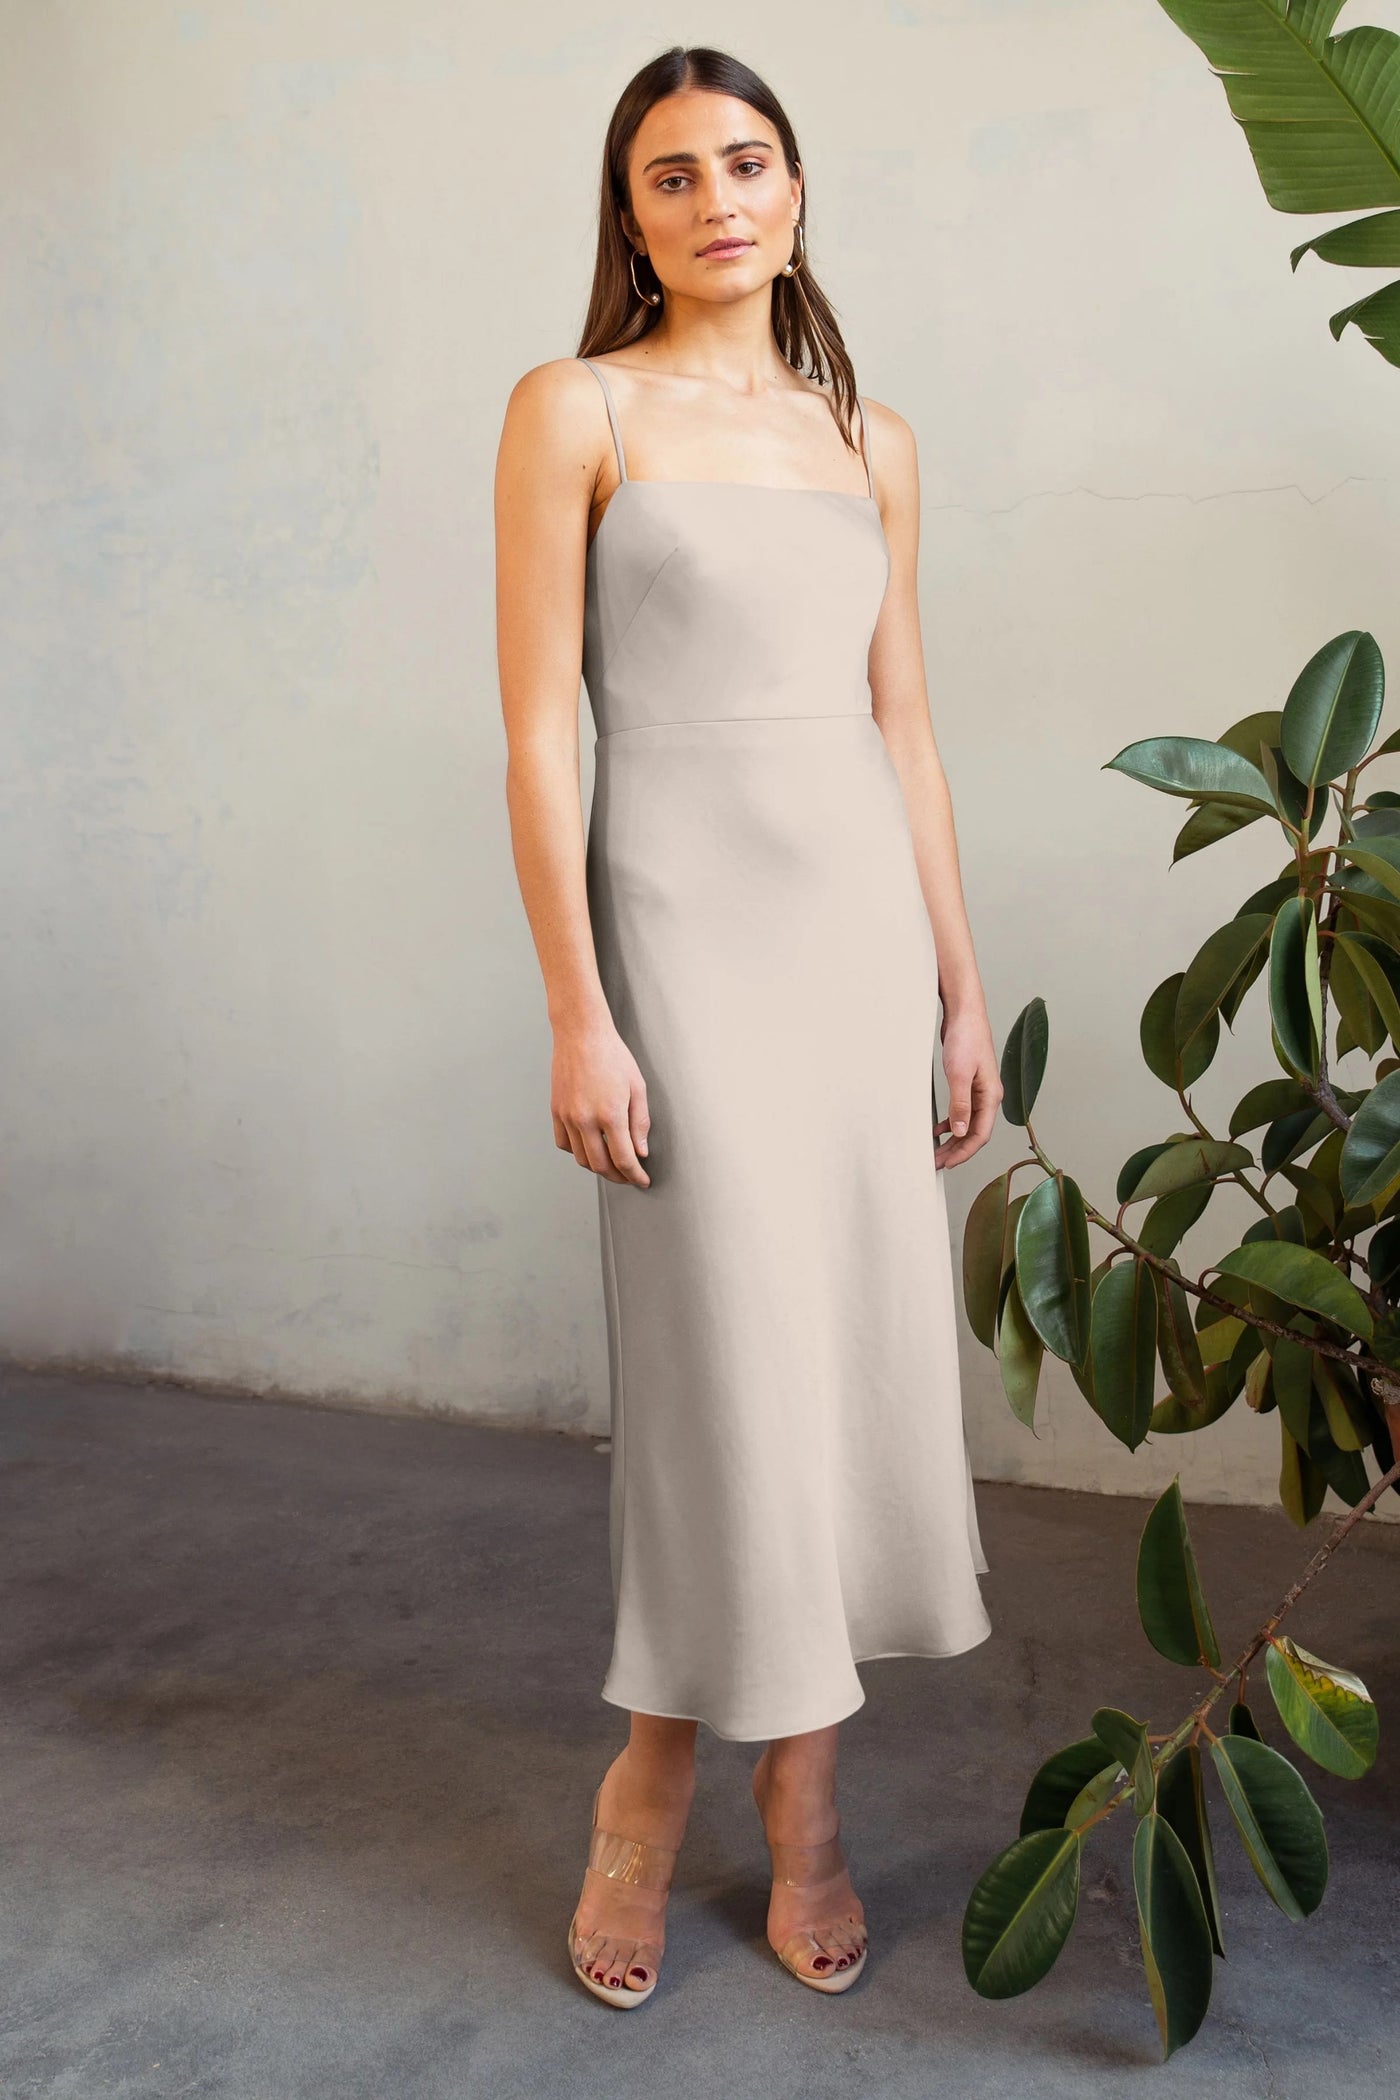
[857,396,875,499]
[579,357,629,483]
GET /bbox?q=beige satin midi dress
[578,356,992,1743]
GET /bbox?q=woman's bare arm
[495,358,651,1187]
[863,400,1003,1167]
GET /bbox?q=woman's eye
[657,173,690,191]
[734,159,765,176]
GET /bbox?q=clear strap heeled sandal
[567,1781,680,2009]
[764,1827,869,1993]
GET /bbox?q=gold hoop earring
[629,247,662,306]
[780,221,805,278]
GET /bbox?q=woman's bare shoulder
[500,356,613,480]
[505,354,606,420]
[858,394,919,503]
[858,394,915,456]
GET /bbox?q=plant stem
[1076,1452,1400,1833]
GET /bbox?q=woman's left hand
[934,1003,1003,1169]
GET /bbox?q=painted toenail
[813,1956,831,1969]
[629,1967,648,1981]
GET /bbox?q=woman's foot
[752,1741,868,1986]
[570,1732,696,1999]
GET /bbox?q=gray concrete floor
[1,1366,1396,2098]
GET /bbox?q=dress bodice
[582,483,889,739]
[576,358,890,740]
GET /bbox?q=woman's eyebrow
[640,137,775,174]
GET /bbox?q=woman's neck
[626,292,801,394]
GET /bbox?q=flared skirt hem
[599,1618,995,1743]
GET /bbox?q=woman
[495,45,1001,2008]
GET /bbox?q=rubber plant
[958,638,1400,2055]
[955,0,1400,2057]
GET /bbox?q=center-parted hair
[577,45,862,451]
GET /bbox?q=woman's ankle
[753,1746,839,1840]
[598,1741,695,1836]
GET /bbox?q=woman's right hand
[551,1019,652,1187]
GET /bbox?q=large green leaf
[1152,0,1400,206]
[1271,1334,1317,1447]
[1208,1734,1329,1921]
[1337,834,1400,905]
[1214,1239,1374,1340]
[1314,1355,1370,1450]
[964,1172,1022,1349]
[1105,735,1276,811]
[1303,1382,1373,1505]
[1015,1173,1094,1367]
[1230,1076,1317,1137]
[1280,1420,1329,1526]
[1335,930,1400,1047]
[1280,631,1386,786]
[1293,204,1400,267]
[1019,1737,1121,1837]
[1151,0,1400,366]
[1000,999,1048,1127]
[961,1827,1082,1997]
[1260,1109,1330,1179]
[1339,1067,1400,1206]
[1123,1136,1254,1201]
[1222,708,1286,758]
[1352,802,1400,832]
[1137,1180,1216,1257]
[1158,1742,1226,1958]
[1265,1635,1379,1778]
[1137,1477,1222,1668]
[1153,1263,1210,1411]
[1177,914,1274,1053]
[1268,896,1323,1081]
[1331,881,1400,952]
[1089,1259,1158,1451]
[1327,931,1387,1057]
[997,1272,1044,1430]
[1141,973,1219,1090]
[1328,277,1400,366]
[1133,1808,1215,2060]
[1172,798,1261,862]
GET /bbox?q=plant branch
[1017,1131,1385,1378]
[1076,1450,1400,1834]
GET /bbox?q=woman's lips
[698,239,753,258]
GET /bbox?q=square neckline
[587,477,882,558]
[579,356,881,556]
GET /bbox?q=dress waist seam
[595,710,874,740]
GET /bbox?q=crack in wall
[925,473,1388,520]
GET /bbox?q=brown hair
[576,45,861,451]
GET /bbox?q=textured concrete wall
[4,0,1399,1521]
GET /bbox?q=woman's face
[621,90,802,305]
